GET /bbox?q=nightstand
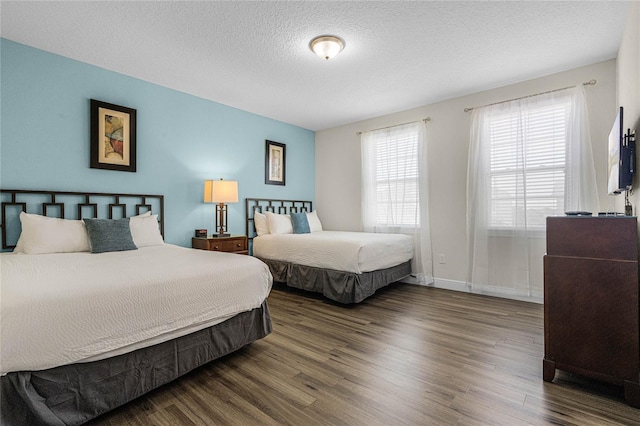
[192,235,248,255]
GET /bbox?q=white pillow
[306,210,323,232]
[254,212,269,236]
[265,211,293,234]
[14,212,90,254]
[129,214,164,247]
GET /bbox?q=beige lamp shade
[204,179,238,204]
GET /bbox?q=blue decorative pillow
[290,212,310,234]
[83,218,138,253]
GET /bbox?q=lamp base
[210,233,230,238]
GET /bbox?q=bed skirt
[258,258,411,304]
[0,301,272,426]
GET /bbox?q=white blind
[488,101,570,228]
[371,126,420,226]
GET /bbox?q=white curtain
[565,86,600,212]
[467,86,599,300]
[361,121,433,284]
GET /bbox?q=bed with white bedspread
[0,189,273,426]
[246,198,413,303]
[1,245,272,375]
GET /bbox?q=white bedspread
[0,244,272,375]
[253,231,413,274]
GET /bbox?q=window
[362,124,420,227]
[361,121,433,284]
[488,100,570,228]
[468,86,598,300]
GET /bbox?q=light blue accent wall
[0,39,315,247]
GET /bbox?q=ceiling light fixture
[309,35,345,60]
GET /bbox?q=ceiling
[0,1,631,131]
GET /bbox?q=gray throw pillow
[84,218,138,253]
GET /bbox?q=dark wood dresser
[543,216,640,407]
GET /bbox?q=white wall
[316,60,616,287]
[619,2,640,213]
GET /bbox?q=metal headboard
[245,198,313,240]
[0,189,164,250]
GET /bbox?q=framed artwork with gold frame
[90,99,137,172]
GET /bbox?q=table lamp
[204,178,238,237]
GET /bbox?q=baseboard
[430,278,469,292]
[405,277,543,304]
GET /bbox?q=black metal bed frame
[0,189,164,250]
[245,198,313,240]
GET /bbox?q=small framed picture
[90,99,137,172]
[265,140,286,186]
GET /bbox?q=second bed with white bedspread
[253,231,413,274]
[249,203,414,304]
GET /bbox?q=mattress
[0,244,272,375]
[253,230,414,273]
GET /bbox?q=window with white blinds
[371,126,420,226]
[488,100,570,228]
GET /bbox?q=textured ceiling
[0,1,631,131]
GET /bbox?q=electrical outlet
[438,254,446,264]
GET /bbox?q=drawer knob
[214,246,219,250]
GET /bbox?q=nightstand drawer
[221,237,247,252]
[192,235,248,254]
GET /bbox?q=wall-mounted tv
[607,106,635,194]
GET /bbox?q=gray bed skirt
[258,258,412,304]
[0,301,272,426]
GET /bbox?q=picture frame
[265,140,286,185]
[90,99,137,172]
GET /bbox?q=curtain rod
[463,79,597,113]
[356,117,431,136]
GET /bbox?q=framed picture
[90,99,137,172]
[265,140,286,185]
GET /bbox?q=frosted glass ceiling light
[309,35,345,60]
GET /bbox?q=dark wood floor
[90,283,640,425]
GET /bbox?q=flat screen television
[607,106,635,194]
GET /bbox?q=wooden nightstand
[192,235,248,254]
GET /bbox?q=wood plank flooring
[89,283,640,425]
